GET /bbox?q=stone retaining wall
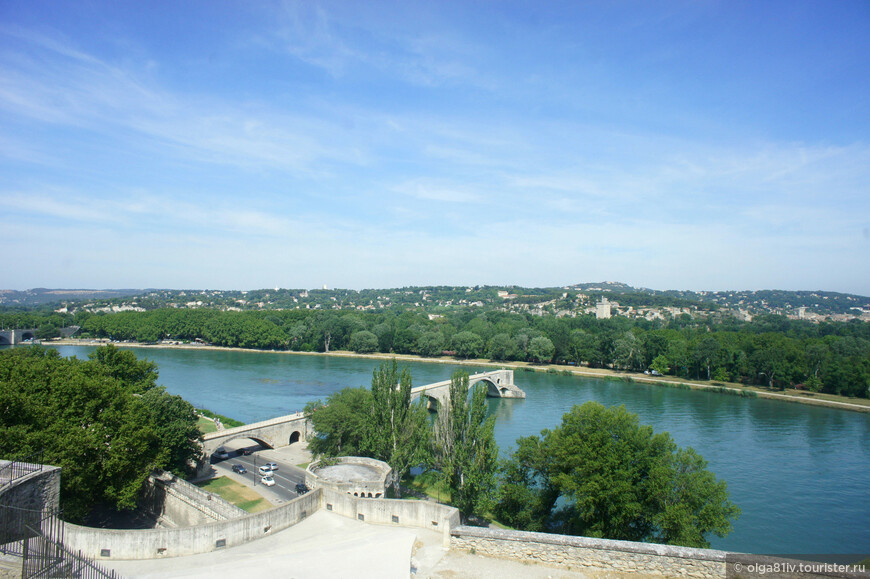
[321,488,460,547]
[64,487,321,560]
[450,527,870,579]
[142,472,245,527]
[451,526,724,578]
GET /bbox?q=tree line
[7,307,869,397]
[306,361,739,548]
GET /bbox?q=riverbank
[47,338,870,414]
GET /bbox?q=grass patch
[197,408,245,428]
[196,476,271,513]
[296,462,311,469]
[197,416,217,434]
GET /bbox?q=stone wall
[0,464,60,513]
[64,487,321,560]
[450,527,870,579]
[321,488,460,547]
[0,464,61,545]
[142,472,245,527]
[451,526,724,578]
[305,456,393,498]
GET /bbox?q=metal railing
[0,452,44,489]
[1,505,121,579]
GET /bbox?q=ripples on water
[47,345,870,555]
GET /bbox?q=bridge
[411,369,525,410]
[0,329,37,346]
[201,369,524,459]
[201,412,309,459]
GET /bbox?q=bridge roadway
[209,443,308,505]
[201,369,524,459]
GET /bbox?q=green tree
[451,331,484,359]
[650,354,670,376]
[433,371,499,520]
[494,402,739,548]
[365,360,429,497]
[527,336,555,364]
[348,330,379,353]
[0,346,201,521]
[304,387,372,457]
[487,333,516,361]
[416,331,445,357]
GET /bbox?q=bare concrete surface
[315,464,381,481]
[101,510,422,579]
[99,508,592,579]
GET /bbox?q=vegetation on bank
[196,477,271,513]
[306,360,738,549]
[196,408,245,429]
[6,307,868,399]
[0,345,202,521]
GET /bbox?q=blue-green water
[46,345,870,554]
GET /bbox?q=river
[47,345,870,555]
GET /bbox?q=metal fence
[0,452,44,489]
[0,505,120,579]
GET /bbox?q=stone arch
[288,431,301,445]
[222,435,273,450]
[479,379,501,397]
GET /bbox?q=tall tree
[495,401,739,548]
[366,360,429,497]
[304,387,372,457]
[433,371,499,520]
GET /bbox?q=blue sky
[1,1,869,295]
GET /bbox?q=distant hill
[0,288,149,307]
[1,284,867,317]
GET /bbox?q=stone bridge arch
[0,329,37,346]
[201,413,309,459]
[411,369,525,412]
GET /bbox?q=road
[211,446,308,503]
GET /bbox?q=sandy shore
[47,339,870,414]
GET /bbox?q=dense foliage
[494,402,739,548]
[0,346,201,521]
[6,306,870,397]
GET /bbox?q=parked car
[258,465,273,476]
[231,464,247,474]
[265,462,278,471]
[260,476,276,487]
[295,482,309,495]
